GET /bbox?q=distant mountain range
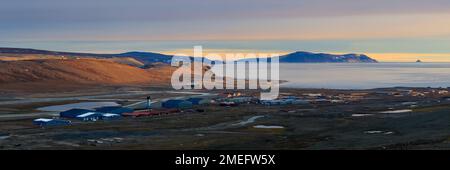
[0,48,173,65]
[0,47,377,64]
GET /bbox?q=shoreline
[279,86,449,91]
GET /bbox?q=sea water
[279,63,450,89]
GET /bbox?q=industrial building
[33,118,72,127]
[95,106,134,115]
[187,98,211,105]
[101,113,121,120]
[59,107,125,121]
[76,112,103,121]
[60,109,94,118]
[225,96,254,104]
[162,100,193,109]
[123,109,179,117]
[260,98,308,106]
[187,98,203,105]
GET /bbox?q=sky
[1,0,450,62]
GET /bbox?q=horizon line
[2,46,450,62]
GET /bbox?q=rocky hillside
[0,58,174,86]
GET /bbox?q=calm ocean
[279,63,450,89]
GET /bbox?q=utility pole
[146,96,152,111]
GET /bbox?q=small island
[277,51,378,63]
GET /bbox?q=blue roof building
[226,97,253,103]
[76,112,103,121]
[162,100,193,109]
[187,98,203,105]
[101,113,121,120]
[95,106,134,115]
[260,99,308,106]
[60,109,93,118]
[33,118,72,127]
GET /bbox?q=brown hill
[0,53,146,67]
[0,58,175,92]
[0,47,174,65]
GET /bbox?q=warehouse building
[33,118,72,127]
[225,96,254,103]
[162,100,193,109]
[95,106,134,115]
[187,98,203,105]
[187,98,211,105]
[60,109,94,118]
[260,99,308,106]
[123,109,179,117]
[76,112,103,121]
[101,113,121,120]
